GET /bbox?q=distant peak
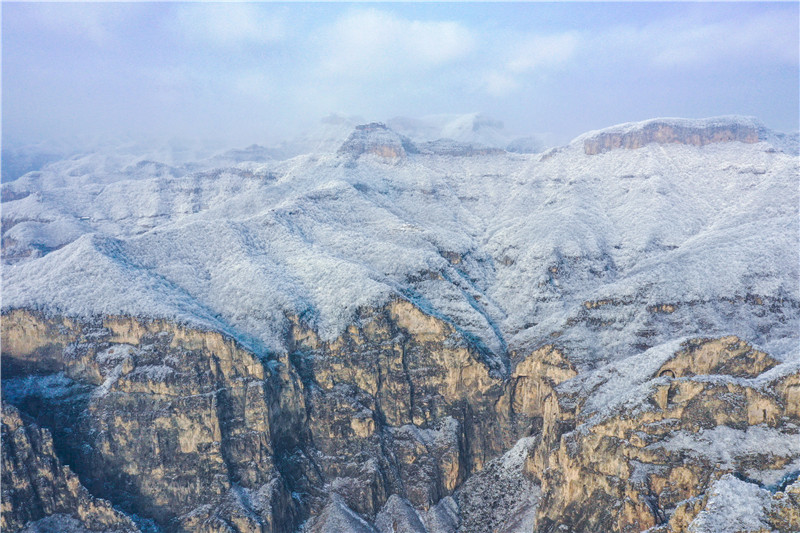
[338,123,418,159]
[577,116,764,155]
[355,122,389,131]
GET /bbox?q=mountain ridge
[1,115,799,532]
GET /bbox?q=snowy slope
[2,117,798,368]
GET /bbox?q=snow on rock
[2,116,797,365]
[374,495,428,533]
[575,115,764,155]
[338,123,419,159]
[307,496,378,533]
[652,425,800,470]
[454,435,540,533]
[687,474,774,533]
[19,514,131,533]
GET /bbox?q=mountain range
[2,115,798,533]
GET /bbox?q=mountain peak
[337,122,419,159]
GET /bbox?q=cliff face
[337,123,419,159]
[583,119,760,155]
[3,307,798,532]
[2,310,296,532]
[1,403,137,532]
[1,304,567,531]
[531,336,799,532]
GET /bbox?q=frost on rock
[306,496,378,533]
[654,425,800,471]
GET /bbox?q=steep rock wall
[3,308,798,532]
[1,403,137,532]
[584,121,760,155]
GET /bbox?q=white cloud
[483,71,520,97]
[24,4,132,46]
[175,4,287,47]
[605,11,798,69]
[233,71,273,100]
[321,9,475,76]
[478,31,581,97]
[507,32,580,73]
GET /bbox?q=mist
[3,2,798,154]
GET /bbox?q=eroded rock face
[337,123,419,159]
[1,310,297,532]
[277,300,572,518]
[1,403,136,532]
[530,337,800,533]
[584,120,760,155]
[2,307,798,532]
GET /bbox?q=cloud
[605,10,798,69]
[175,4,287,47]
[478,31,581,97]
[320,9,475,76]
[482,71,520,97]
[233,71,273,100]
[507,32,580,73]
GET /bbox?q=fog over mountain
[2,3,798,151]
[2,3,800,533]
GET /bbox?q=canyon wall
[2,306,798,532]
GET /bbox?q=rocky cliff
[1,403,137,532]
[337,123,419,160]
[3,307,798,532]
[582,117,761,155]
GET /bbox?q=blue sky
[3,2,798,148]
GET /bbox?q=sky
[2,2,798,149]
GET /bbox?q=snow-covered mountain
[3,116,797,361]
[2,115,799,533]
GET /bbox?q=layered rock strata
[584,119,760,154]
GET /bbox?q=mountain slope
[2,116,798,532]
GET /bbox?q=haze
[2,2,798,151]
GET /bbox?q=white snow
[652,425,800,469]
[2,116,797,365]
[687,474,774,533]
[307,495,377,533]
[570,115,764,145]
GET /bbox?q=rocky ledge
[337,123,419,159]
[582,117,762,155]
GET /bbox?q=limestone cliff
[2,310,296,532]
[583,118,761,155]
[337,123,419,159]
[1,403,137,532]
[2,307,798,532]
[530,337,800,532]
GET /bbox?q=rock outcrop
[530,337,800,532]
[2,310,297,532]
[583,118,761,155]
[338,123,419,159]
[1,403,137,532]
